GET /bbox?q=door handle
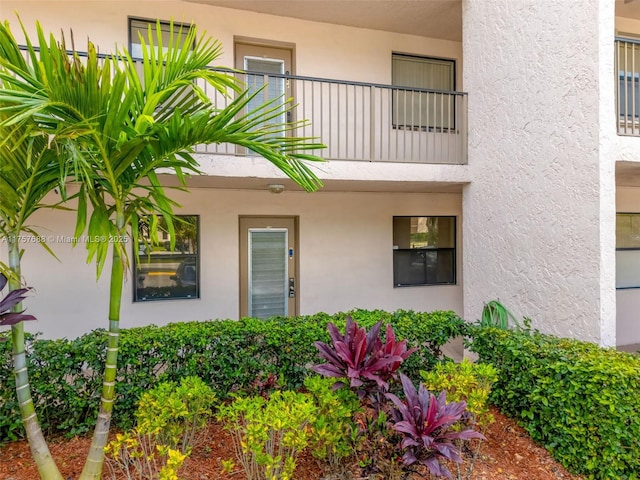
[289,277,295,298]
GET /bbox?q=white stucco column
[462,0,617,345]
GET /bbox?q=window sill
[394,283,456,288]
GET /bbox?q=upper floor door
[235,41,294,129]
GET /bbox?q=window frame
[128,17,195,59]
[616,212,640,290]
[392,215,457,288]
[391,53,457,132]
[133,214,201,302]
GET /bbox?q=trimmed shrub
[217,390,317,480]
[470,327,640,480]
[420,358,498,427]
[0,309,465,442]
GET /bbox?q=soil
[0,408,584,480]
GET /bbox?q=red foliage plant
[386,374,485,479]
[312,316,416,403]
[0,273,35,330]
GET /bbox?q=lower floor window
[616,212,640,289]
[392,216,456,287]
[134,215,200,301]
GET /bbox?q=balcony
[196,70,468,165]
[13,44,468,165]
[616,37,640,136]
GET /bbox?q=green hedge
[0,309,465,442]
[470,327,640,480]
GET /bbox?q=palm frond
[0,18,326,273]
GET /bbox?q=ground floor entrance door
[239,216,298,319]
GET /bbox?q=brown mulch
[0,408,584,480]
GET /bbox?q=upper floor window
[129,18,194,58]
[391,53,455,130]
[392,216,456,287]
[134,215,200,301]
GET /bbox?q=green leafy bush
[217,390,317,480]
[420,358,498,427]
[0,330,106,440]
[104,426,188,480]
[304,375,360,467]
[420,358,498,480]
[0,309,465,442]
[135,376,216,453]
[105,432,188,480]
[470,327,640,480]
[104,376,214,479]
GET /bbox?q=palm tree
[0,116,68,480]
[0,19,324,480]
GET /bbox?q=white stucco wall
[0,189,463,339]
[462,0,617,345]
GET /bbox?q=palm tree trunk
[8,237,64,480]
[80,217,126,480]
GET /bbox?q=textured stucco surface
[462,0,616,344]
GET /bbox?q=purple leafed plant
[0,273,36,329]
[312,316,416,403]
[386,374,485,479]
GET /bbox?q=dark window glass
[392,216,456,287]
[134,215,199,301]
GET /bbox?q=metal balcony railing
[616,37,640,136]
[197,70,468,164]
[9,46,467,163]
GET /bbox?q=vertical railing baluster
[615,41,620,136]
[328,82,333,158]
[418,90,423,162]
[370,85,375,161]
[337,83,341,158]
[410,90,415,162]
[436,93,444,165]
[345,83,349,159]
[634,42,638,135]
[625,42,629,135]
[447,94,452,164]
[388,88,393,162]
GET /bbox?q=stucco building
[1,0,639,350]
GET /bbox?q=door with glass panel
[235,42,293,150]
[239,217,298,319]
